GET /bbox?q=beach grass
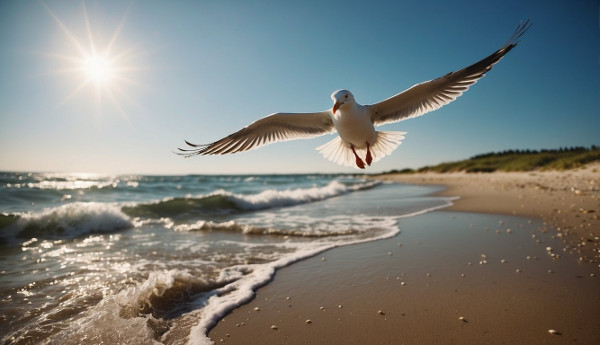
[381,146,600,174]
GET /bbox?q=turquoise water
[0,172,451,345]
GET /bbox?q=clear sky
[0,0,598,175]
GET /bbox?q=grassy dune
[386,146,600,174]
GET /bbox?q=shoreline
[374,163,600,264]
[207,165,599,344]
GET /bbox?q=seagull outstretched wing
[369,20,531,126]
[178,111,334,156]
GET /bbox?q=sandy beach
[376,163,600,265]
[209,164,600,344]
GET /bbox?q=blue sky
[0,0,598,175]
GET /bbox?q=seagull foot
[365,142,372,166]
[355,157,366,169]
[351,145,366,169]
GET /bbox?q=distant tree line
[376,145,600,175]
[470,145,599,160]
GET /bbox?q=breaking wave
[123,180,379,219]
[0,202,132,244]
[0,180,380,245]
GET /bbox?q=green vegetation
[388,146,600,174]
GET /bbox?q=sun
[82,55,115,85]
[43,3,142,115]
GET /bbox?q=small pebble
[306,319,312,324]
[338,304,343,308]
[500,259,506,263]
[515,269,522,273]
[378,310,385,315]
[459,316,467,322]
[271,325,278,330]
[461,273,466,277]
[320,306,325,311]
[286,296,291,300]
[548,329,561,335]
[253,307,260,311]
[387,252,393,256]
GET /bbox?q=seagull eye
[344,94,348,98]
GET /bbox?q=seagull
[178,20,531,169]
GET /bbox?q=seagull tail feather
[316,131,406,168]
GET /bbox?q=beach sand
[208,165,600,344]
[376,163,600,265]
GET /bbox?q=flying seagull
[178,20,531,169]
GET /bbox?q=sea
[0,172,452,345]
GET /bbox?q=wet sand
[208,165,600,344]
[376,163,600,264]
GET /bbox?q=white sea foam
[173,218,357,237]
[173,220,254,233]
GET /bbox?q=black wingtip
[508,19,532,46]
[173,140,209,157]
[184,140,199,147]
[173,143,206,157]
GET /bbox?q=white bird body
[317,90,406,168]
[178,20,531,169]
[330,99,375,149]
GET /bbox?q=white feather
[316,131,406,168]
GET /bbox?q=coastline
[375,163,600,264]
[207,165,599,344]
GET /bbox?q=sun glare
[44,3,142,115]
[83,55,114,84]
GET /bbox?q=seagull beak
[332,101,342,114]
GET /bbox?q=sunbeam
[42,2,142,117]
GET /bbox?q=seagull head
[331,89,355,114]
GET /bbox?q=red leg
[365,142,372,166]
[351,145,365,169]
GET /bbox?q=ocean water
[0,172,452,345]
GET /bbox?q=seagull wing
[178,111,334,156]
[369,20,531,126]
